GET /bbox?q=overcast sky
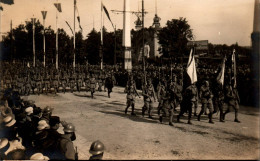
[0,0,255,46]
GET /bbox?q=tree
[158,17,193,58]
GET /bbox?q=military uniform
[24,75,32,96]
[69,72,76,93]
[61,72,68,93]
[76,73,83,92]
[212,82,225,122]
[35,74,43,95]
[223,85,240,123]
[98,74,103,92]
[90,76,96,98]
[177,84,197,124]
[198,81,214,123]
[124,78,139,115]
[142,80,156,118]
[105,74,114,98]
[44,73,51,94]
[53,72,60,94]
[84,74,90,92]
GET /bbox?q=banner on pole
[54,3,62,12]
[186,48,197,84]
[41,11,47,20]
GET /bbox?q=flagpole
[100,0,103,70]
[32,16,36,67]
[114,25,116,65]
[56,9,58,70]
[73,0,76,69]
[142,0,146,84]
[42,11,46,68]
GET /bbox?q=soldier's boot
[108,92,110,98]
[177,115,180,122]
[234,111,240,123]
[169,112,174,126]
[91,92,94,99]
[159,116,163,123]
[131,105,136,116]
[209,113,214,124]
[142,107,145,117]
[219,113,225,122]
[125,106,129,114]
[187,119,192,125]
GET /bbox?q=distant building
[187,40,209,56]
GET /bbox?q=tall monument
[123,0,132,71]
[152,0,161,58]
[251,0,260,107]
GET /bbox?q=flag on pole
[101,2,114,29]
[65,20,74,35]
[54,3,62,12]
[231,49,237,88]
[41,11,47,20]
[216,56,226,86]
[186,48,197,84]
[0,0,14,5]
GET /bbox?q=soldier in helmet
[169,74,182,112]
[53,70,60,94]
[44,72,51,94]
[104,73,114,98]
[85,73,91,92]
[61,71,68,94]
[59,122,76,160]
[222,83,241,123]
[70,71,76,93]
[124,74,140,116]
[177,83,198,124]
[142,79,157,119]
[89,140,105,160]
[197,80,214,124]
[89,74,97,98]
[76,72,83,93]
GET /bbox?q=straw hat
[30,153,49,160]
[25,107,33,115]
[37,120,50,131]
[3,116,16,127]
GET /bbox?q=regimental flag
[186,48,197,84]
[101,2,114,29]
[41,11,47,20]
[216,56,226,86]
[231,49,237,88]
[0,0,14,5]
[54,3,62,12]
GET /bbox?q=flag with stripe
[216,56,226,86]
[102,2,114,29]
[186,48,197,84]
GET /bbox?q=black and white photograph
[0,0,259,160]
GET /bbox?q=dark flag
[102,2,114,29]
[65,21,73,35]
[77,16,82,31]
[0,0,14,5]
[54,3,62,12]
[41,11,47,20]
[0,6,3,10]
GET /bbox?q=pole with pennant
[100,0,104,70]
[54,2,62,69]
[73,0,76,69]
[32,17,36,67]
[41,11,47,68]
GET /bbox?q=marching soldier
[85,73,91,92]
[53,70,60,94]
[142,79,157,119]
[197,80,214,124]
[98,73,103,92]
[169,75,183,112]
[44,72,51,94]
[70,71,76,93]
[105,73,114,98]
[61,71,68,94]
[24,74,31,96]
[89,140,105,160]
[177,83,197,124]
[31,73,37,94]
[223,83,241,123]
[212,81,225,122]
[124,75,140,116]
[36,73,43,95]
[76,72,83,93]
[90,74,96,98]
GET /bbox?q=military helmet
[43,106,53,114]
[89,140,105,155]
[63,123,75,133]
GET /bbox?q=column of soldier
[1,62,117,99]
[0,88,106,160]
[124,69,241,126]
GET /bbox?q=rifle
[75,146,78,160]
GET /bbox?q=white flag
[186,49,197,84]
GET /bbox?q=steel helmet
[89,140,105,155]
[63,123,75,133]
[43,106,53,114]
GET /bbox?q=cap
[37,120,50,131]
[3,116,16,127]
